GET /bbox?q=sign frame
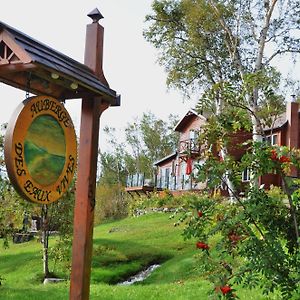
[4,95,77,204]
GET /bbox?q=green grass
[0,213,284,299]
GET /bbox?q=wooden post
[70,9,109,300]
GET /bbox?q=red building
[154,101,300,192]
[154,109,206,191]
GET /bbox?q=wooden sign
[4,95,77,204]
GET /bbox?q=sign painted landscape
[24,115,66,186]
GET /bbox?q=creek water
[118,264,160,285]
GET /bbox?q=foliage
[144,0,300,146]
[94,183,128,224]
[128,190,191,216]
[172,142,300,299]
[47,185,75,276]
[100,112,179,185]
[0,183,36,247]
[100,126,129,185]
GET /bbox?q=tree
[145,2,300,296]
[173,142,300,299]
[145,0,300,138]
[124,112,179,177]
[97,113,179,219]
[100,112,179,183]
[47,186,75,277]
[144,0,300,188]
[0,122,75,280]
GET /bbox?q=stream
[118,264,160,285]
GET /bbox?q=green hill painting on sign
[24,115,66,186]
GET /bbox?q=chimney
[286,100,299,177]
[286,100,299,150]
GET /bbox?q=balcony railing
[179,139,200,156]
[126,173,195,191]
[126,173,156,187]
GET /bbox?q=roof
[154,152,177,166]
[0,21,120,105]
[174,109,206,132]
[263,112,287,132]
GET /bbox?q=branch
[219,176,266,240]
[254,0,278,71]
[265,48,300,65]
[208,0,245,79]
[280,173,300,246]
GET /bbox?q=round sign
[4,95,77,204]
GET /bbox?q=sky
[1,1,300,153]
[0,1,194,151]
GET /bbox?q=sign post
[69,9,110,300]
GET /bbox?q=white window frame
[189,129,196,140]
[263,134,278,145]
[242,168,251,182]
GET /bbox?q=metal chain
[25,72,31,99]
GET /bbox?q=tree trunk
[41,204,50,278]
[216,95,236,199]
[281,175,300,246]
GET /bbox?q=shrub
[175,143,300,299]
[95,184,129,224]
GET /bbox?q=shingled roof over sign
[0,21,120,105]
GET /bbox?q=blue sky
[0,1,193,151]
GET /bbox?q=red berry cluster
[215,285,235,297]
[220,285,232,295]
[196,241,209,250]
[270,149,290,163]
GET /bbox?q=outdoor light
[51,72,59,79]
[70,82,78,90]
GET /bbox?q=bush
[95,184,129,224]
[172,189,300,299]
[128,190,192,216]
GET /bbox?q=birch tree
[145,0,300,130]
[144,0,300,188]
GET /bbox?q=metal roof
[0,21,120,105]
[154,152,177,166]
[263,112,287,132]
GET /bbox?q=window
[263,134,278,145]
[189,129,196,140]
[165,168,170,188]
[242,168,250,182]
[272,134,278,145]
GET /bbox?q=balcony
[178,139,200,158]
[125,173,162,195]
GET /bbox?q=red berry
[220,285,232,295]
[279,156,290,163]
[270,149,277,161]
[196,241,209,250]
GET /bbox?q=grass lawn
[0,213,283,299]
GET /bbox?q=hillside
[0,213,281,300]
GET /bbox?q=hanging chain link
[25,72,31,99]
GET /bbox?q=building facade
[154,101,300,192]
